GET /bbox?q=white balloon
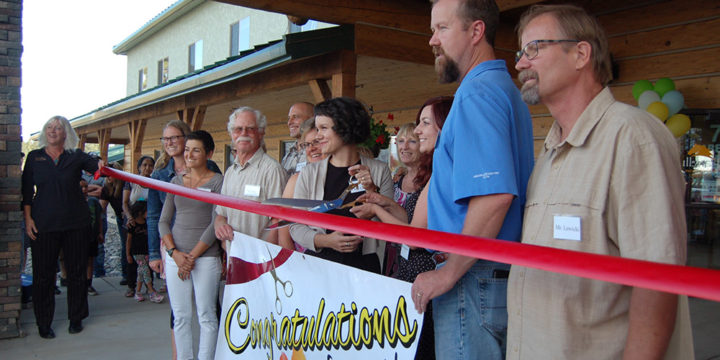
[638,90,660,110]
[662,90,684,116]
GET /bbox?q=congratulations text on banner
[216,232,423,360]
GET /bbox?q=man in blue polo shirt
[410,0,534,359]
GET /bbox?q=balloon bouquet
[632,78,691,137]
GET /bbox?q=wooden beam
[215,0,541,34]
[216,0,431,34]
[331,50,357,98]
[308,79,332,103]
[74,137,130,145]
[354,23,434,65]
[190,105,207,131]
[97,128,112,161]
[128,119,147,169]
[78,133,86,151]
[178,108,195,128]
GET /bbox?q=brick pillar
[0,0,23,339]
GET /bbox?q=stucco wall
[123,1,333,96]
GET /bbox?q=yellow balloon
[666,114,691,138]
[646,101,669,121]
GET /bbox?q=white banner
[215,232,424,360]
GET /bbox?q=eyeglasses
[160,135,185,143]
[298,139,321,150]
[231,126,258,134]
[515,39,580,62]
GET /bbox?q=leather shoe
[68,321,83,334]
[38,326,55,339]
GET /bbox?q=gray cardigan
[289,156,393,259]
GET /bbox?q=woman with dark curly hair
[289,97,393,273]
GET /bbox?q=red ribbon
[99,166,720,302]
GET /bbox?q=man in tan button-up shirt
[214,107,287,253]
[508,4,693,359]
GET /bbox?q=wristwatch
[166,247,176,257]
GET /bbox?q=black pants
[32,227,90,329]
[127,260,138,290]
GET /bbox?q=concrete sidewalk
[1,276,719,359]
[0,276,173,359]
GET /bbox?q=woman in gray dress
[158,130,223,360]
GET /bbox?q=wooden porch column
[308,79,332,103]
[178,105,207,131]
[127,119,147,169]
[78,133,87,151]
[331,50,357,98]
[97,128,112,162]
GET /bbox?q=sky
[21,0,175,139]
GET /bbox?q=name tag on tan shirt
[244,184,261,197]
[553,215,581,241]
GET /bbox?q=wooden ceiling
[216,0,543,35]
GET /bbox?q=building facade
[115,0,331,96]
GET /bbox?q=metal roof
[69,25,352,130]
[112,0,205,55]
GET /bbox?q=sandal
[125,288,135,298]
[134,293,145,302]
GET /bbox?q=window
[188,40,203,72]
[681,109,720,270]
[157,57,169,85]
[137,67,147,92]
[230,17,250,56]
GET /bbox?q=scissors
[268,247,293,314]
[263,176,361,230]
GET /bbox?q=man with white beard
[214,107,286,251]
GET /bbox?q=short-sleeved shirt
[506,88,693,359]
[128,222,149,256]
[100,185,123,218]
[281,141,306,177]
[124,182,149,205]
[428,60,534,242]
[216,148,287,246]
[159,173,223,258]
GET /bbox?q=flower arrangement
[360,112,395,157]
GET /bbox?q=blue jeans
[432,261,508,360]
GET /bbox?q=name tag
[400,244,410,260]
[553,215,581,241]
[197,187,211,192]
[295,161,307,172]
[244,184,261,197]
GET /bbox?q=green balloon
[654,78,675,97]
[632,80,654,101]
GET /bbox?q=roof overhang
[113,0,206,55]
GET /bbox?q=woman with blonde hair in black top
[22,115,102,338]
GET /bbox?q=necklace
[45,147,63,161]
[185,172,212,189]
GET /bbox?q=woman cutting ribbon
[289,97,393,273]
